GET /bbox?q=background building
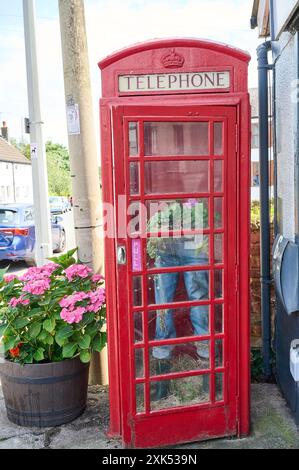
[0,122,33,204]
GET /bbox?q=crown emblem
[161,49,185,68]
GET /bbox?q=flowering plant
[0,249,106,364]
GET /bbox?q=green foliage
[46,141,71,196]
[10,139,71,197]
[48,247,78,269]
[251,200,274,225]
[251,348,264,382]
[0,249,106,365]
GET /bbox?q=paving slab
[0,382,298,449]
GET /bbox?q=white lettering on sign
[119,71,230,93]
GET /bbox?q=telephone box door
[113,104,238,448]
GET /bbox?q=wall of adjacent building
[273,31,298,240]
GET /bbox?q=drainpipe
[257,41,273,379]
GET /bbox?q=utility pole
[23,0,53,266]
[58,0,106,384]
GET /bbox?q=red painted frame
[99,39,251,448]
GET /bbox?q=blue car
[0,203,66,266]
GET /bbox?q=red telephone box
[98,38,251,448]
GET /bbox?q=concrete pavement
[0,383,298,449]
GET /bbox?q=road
[0,210,76,276]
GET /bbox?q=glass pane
[214,304,224,334]
[215,372,224,401]
[136,383,145,413]
[129,122,138,156]
[150,341,210,376]
[214,269,223,299]
[146,198,209,233]
[135,348,144,378]
[214,122,223,155]
[214,197,223,229]
[144,122,209,156]
[214,234,223,264]
[215,339,223,368]
[147,235,209,268]
[150,374,210,410]
[147,270,210,305]
[145,160,209,194]
[148,307,210,341]
[214,160,223,192]
[134,312,143,343]
[133,276,143,306]
[130,162,140,195]
[132,239,142,272]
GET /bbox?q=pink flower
[23,278,51,296]
[41,263,59,276]
[64,264,92,282]
[9,295,30,307]
[4,274,18,283]
[92,274,104,284]
[60,306,86,324]
[86,288,105,313]
[19,263,58,283]
[59,291,89,309]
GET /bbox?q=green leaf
[85,323,98,337]
[79,350,91,363]
[0,266,9,282]
[82,312,95,325]
[78,334,91,350]
[24,353,33,364]
[92,333,107,353]
[28,322,42,339]
[33,348,45,362]
[13,317,30,329]
[48,248,78,269]
[0,324,8,337]
[62,342,77,358]
[44,333,54,345]
[43,318,56,333]
[55,325,73,346]
[3,337,18,351]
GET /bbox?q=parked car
[49,196,67,215]
[61,196,72,212]
[0,204,66,266]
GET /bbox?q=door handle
[117,245,127,265]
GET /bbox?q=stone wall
[250,223,275,348]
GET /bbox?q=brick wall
[250,223,275,348]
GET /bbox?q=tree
[11,139,71,196]
[45,142,71,196]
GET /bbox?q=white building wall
[13,163,33,203]
[274,31,298,240]
[0,161,14,203]
[0,161,33,204]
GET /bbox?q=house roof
[0,138,31,165]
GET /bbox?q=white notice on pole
[30,143,38,159]
[67,103,81,135]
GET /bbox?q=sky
[0,0,262,148]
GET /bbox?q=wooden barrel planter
[0,357,90,427]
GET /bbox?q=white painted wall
[0,161,33,204]
[274,32,297,240]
